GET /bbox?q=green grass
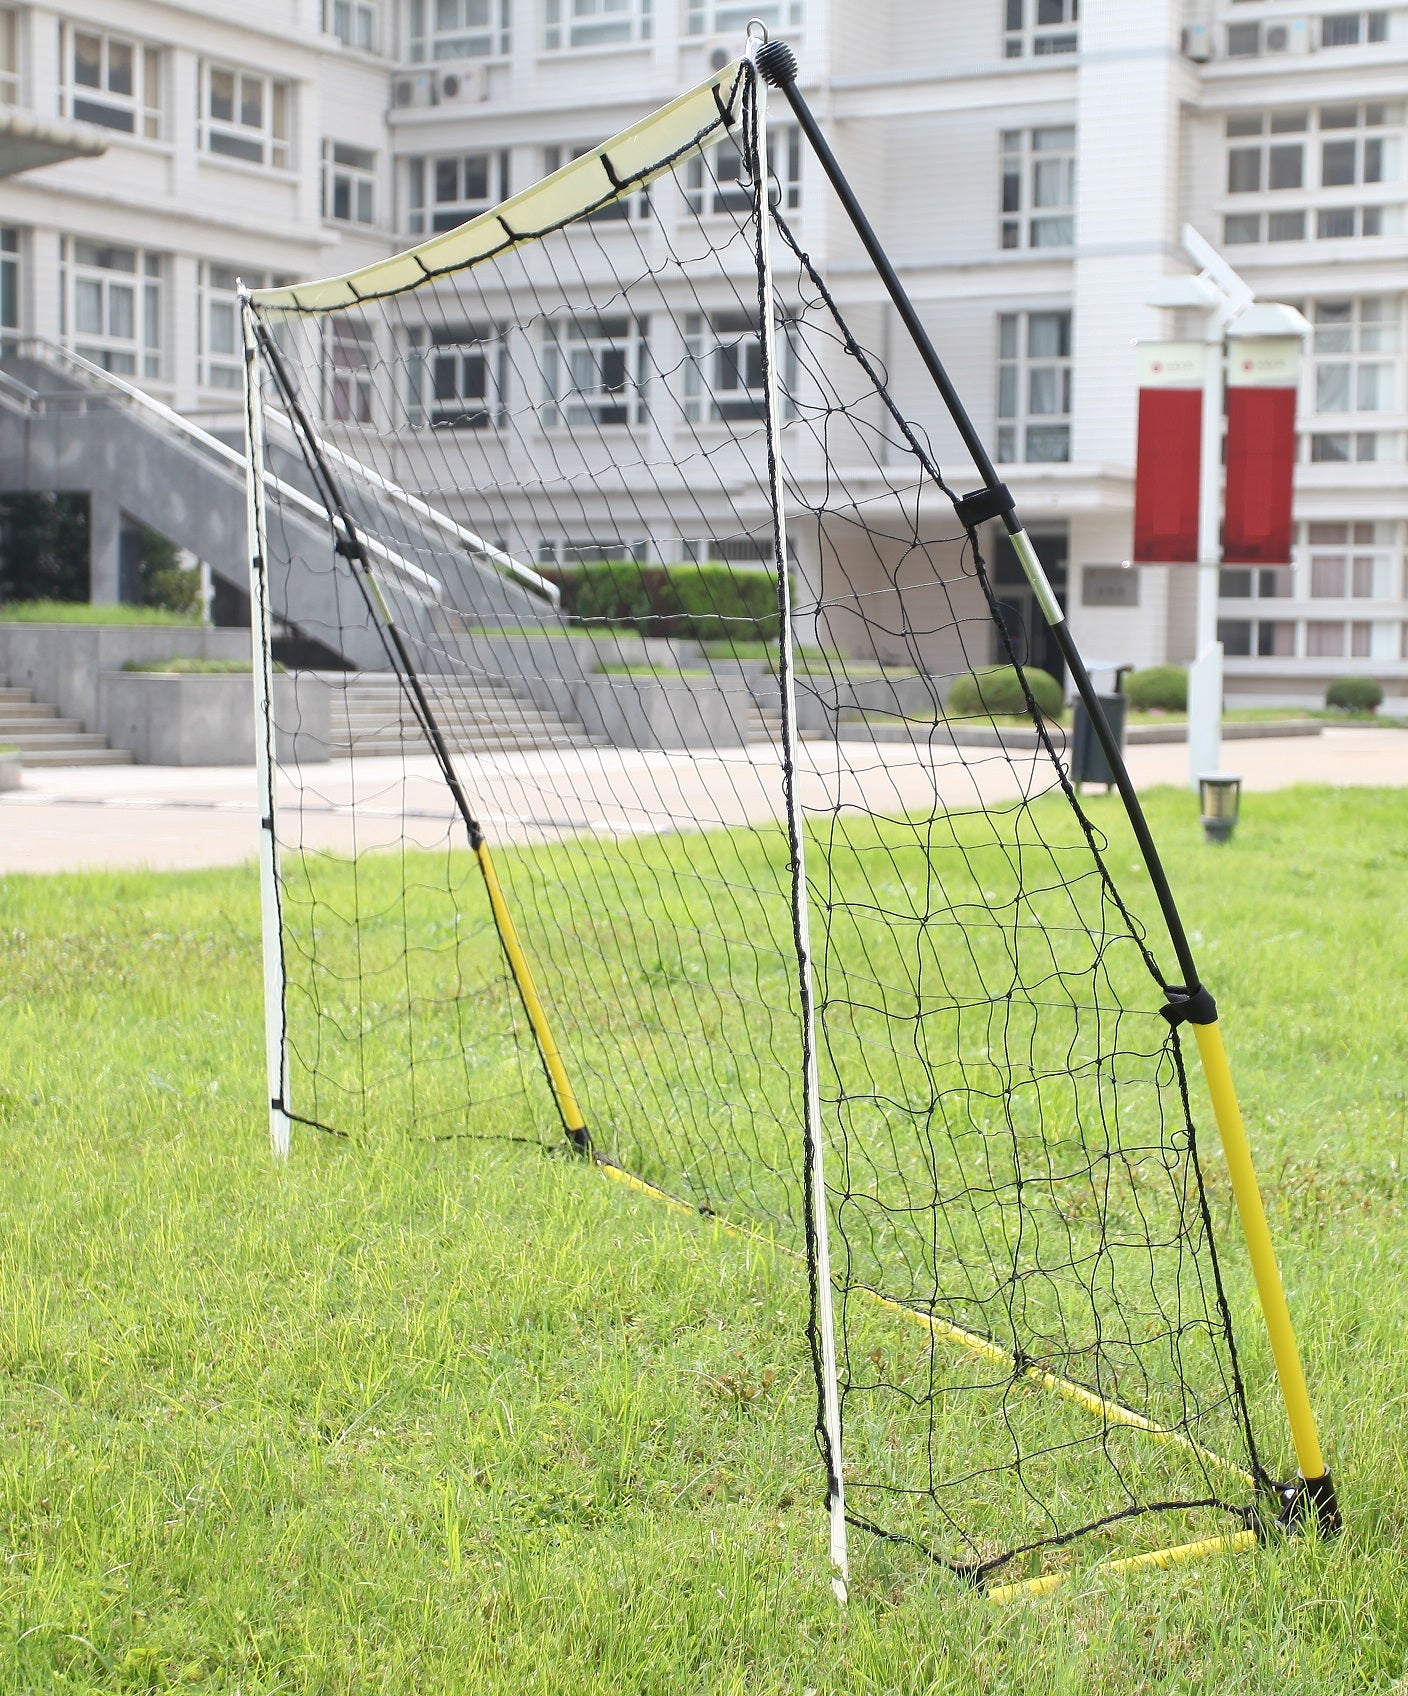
[2,788,1407,1692]
[0,599,203,626]
[121,658,254,675]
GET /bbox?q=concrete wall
[95,668,330,766]
[0,623,250,730]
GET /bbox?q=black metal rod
[757,41,1204,998]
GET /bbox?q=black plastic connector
[954,484,1016,530]
[1160,983,1218,1027]
[566,1123,592,1157]
[1276,1470,1342,1537]
[755,38,799,88]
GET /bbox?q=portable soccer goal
[240,32,1338,1598]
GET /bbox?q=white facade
[1,0,1406,701]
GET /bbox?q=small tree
[0,492,90,603]
[137,527,202,616]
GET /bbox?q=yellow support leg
[476,840,590,1153]
[1191,1017,1338,1528]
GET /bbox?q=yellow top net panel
[248,59,747,315]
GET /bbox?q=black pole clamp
[1160,984,1218,1027]
[953,484,1016,531]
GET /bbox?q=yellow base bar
[1192,1019,1327,1482]
[986,1527,1258,1604]
[475,840,588,1143]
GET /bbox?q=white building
[0,0,1405,703]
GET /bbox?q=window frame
[60,237,164,381]
[1003,0,1079,60]
[684,1,803,35]
[405,148,508,234]
[0,9,21,107]
[322,0,378,51]
[0,226,20,347]
[406,322,507,430]
[405,0,510,62]
[543,0,653,53]
[1001,125,1076,250]
[996,309,1073,463]
[683,124,801,217]
[60,23,162,141]
[323,139,378,226]
[199,61,292,171]
[542,314,649,429]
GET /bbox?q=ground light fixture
[1199,773,1243,843]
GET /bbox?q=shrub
[1325,676,1383,713]
[121,658,260,674]
[545,561,780,642]
[1124,665,1188,712]
[948,664,1063,720]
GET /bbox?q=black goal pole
[755,37,1339,1537]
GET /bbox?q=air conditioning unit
[437,65,485,105]
[392,72,435,108]
[1182,21,1211,61]
[1264,18,1311,54]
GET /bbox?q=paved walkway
[1,726,1406,875]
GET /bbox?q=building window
[60,238,163,379]
[324,141,377,225]
[60,26,161,139]
[544,143,650,219]
[405,150,506,233]
[327,320,375,423]
[1321,11,1390,48]
[200,63,291,170]
[683,312,780,424]
[1311,299,1398,437]
[1226,110,1307,194]
[1001,126,1075,248]
[685,1,803,34]
[1320,101,1401,187]
[1219,567,1293,600]
[543,316,648,428]
[406,0,510,61]
[406,323,505,428]
[684,125,800,216]
[323,0,378,50]
[0,228,19,346]
[1218,618,1296,657]
[197,263,241,390]
[1003,0,1078,58]
[1305,522,1395,599]
[997,310,1071,462]
[0,10,20,106]
[544,0,652,51]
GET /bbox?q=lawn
[1,786,1406,1693]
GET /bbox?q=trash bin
[1070,691,1128,790]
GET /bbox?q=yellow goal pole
[1191,1014,1336,1524]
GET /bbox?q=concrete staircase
[322,673,601,757]
[0,683,132,767]
[746,698,784,745]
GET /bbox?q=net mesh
[245,59,1275,1585]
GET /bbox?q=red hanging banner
[1132,343,1204,564]
[1222,337,1301,566]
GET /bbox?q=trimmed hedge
[1325,676,1383,712]
[1124,665,1188,712]
[948,664,1063,720]
[545,561,780,642]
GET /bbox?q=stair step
[10,747,133,767]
